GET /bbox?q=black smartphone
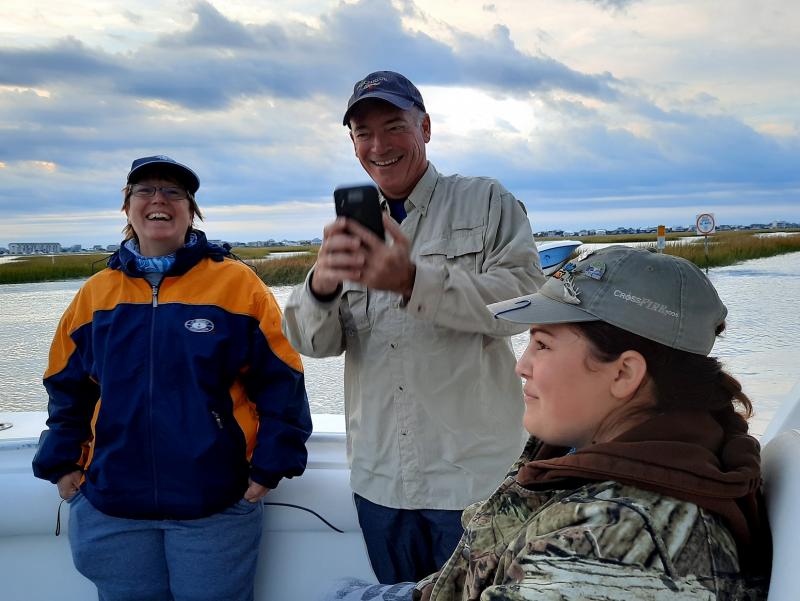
[334,183,385,240]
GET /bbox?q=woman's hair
[574,320,753,434]
[120,167,204,241]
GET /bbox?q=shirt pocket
[341,281,370,336]
[417,224,485,274]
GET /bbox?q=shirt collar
[378,162,438,217]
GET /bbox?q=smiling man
[282,71,545,584]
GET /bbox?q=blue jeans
[67,490,263,601]
[353,493,463,584]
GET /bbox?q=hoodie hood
[516,410,769,569]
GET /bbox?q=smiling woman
[31,154,312,601]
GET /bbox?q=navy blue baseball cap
[343,70,426,126]
[127,155,200,194]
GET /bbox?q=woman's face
[515,323,625,449]
[126,177,192,256]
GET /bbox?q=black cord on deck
[262,502,344,533]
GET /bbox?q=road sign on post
[657,225,666,253]
[695,213,716,235]
[695,213,716,273]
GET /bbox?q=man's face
[349,100,430,200]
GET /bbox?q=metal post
[704,235,709,274]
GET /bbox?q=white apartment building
[8,242,62,255]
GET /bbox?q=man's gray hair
[409,105,427,127]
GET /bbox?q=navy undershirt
[387,198,407,224]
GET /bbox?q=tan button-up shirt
[282,163,545,509]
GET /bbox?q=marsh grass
[231,245,318,286]
[0,254,111,284]
[540,232,698,244]
[2,234,798,285]
[0,246,319,285]
[663,231,800,267]
[246,254,318,286]
[231,245,315,259]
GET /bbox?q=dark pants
[354,493,464,584]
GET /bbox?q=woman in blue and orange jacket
[32,155,312,601]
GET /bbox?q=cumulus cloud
[0,0,797,245]
[0,0,620,111]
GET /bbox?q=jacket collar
[107,229,230,277]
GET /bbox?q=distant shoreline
[2,232,799,286]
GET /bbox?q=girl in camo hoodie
[327,246,770,601]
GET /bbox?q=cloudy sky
[1,0,798,246]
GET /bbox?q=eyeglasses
[130,184,188,200]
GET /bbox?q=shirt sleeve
[281,269,347,358]
[244,282,313,489]
[406,187,546,337]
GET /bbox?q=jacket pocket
[341,282,370,335]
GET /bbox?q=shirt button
[390,343,396,349]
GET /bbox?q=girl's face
[515,323,630,449]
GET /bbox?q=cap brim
[342,92,416,125]
[488,292,600,325]
[127,160,200,194]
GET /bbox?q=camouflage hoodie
[414,410,770,600]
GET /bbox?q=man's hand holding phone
[312,214,416,301]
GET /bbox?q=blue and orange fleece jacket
[32,230,312,520]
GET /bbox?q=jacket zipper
[148,282,160,511]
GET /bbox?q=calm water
[2,252,799,437]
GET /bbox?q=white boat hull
[0,413,373,601]
[3,377,800,600]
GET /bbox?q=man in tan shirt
[282,70,545,583]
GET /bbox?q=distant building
[106,244,120,252]
[8,242,61,255]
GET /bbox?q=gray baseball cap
[488,245,727,355]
